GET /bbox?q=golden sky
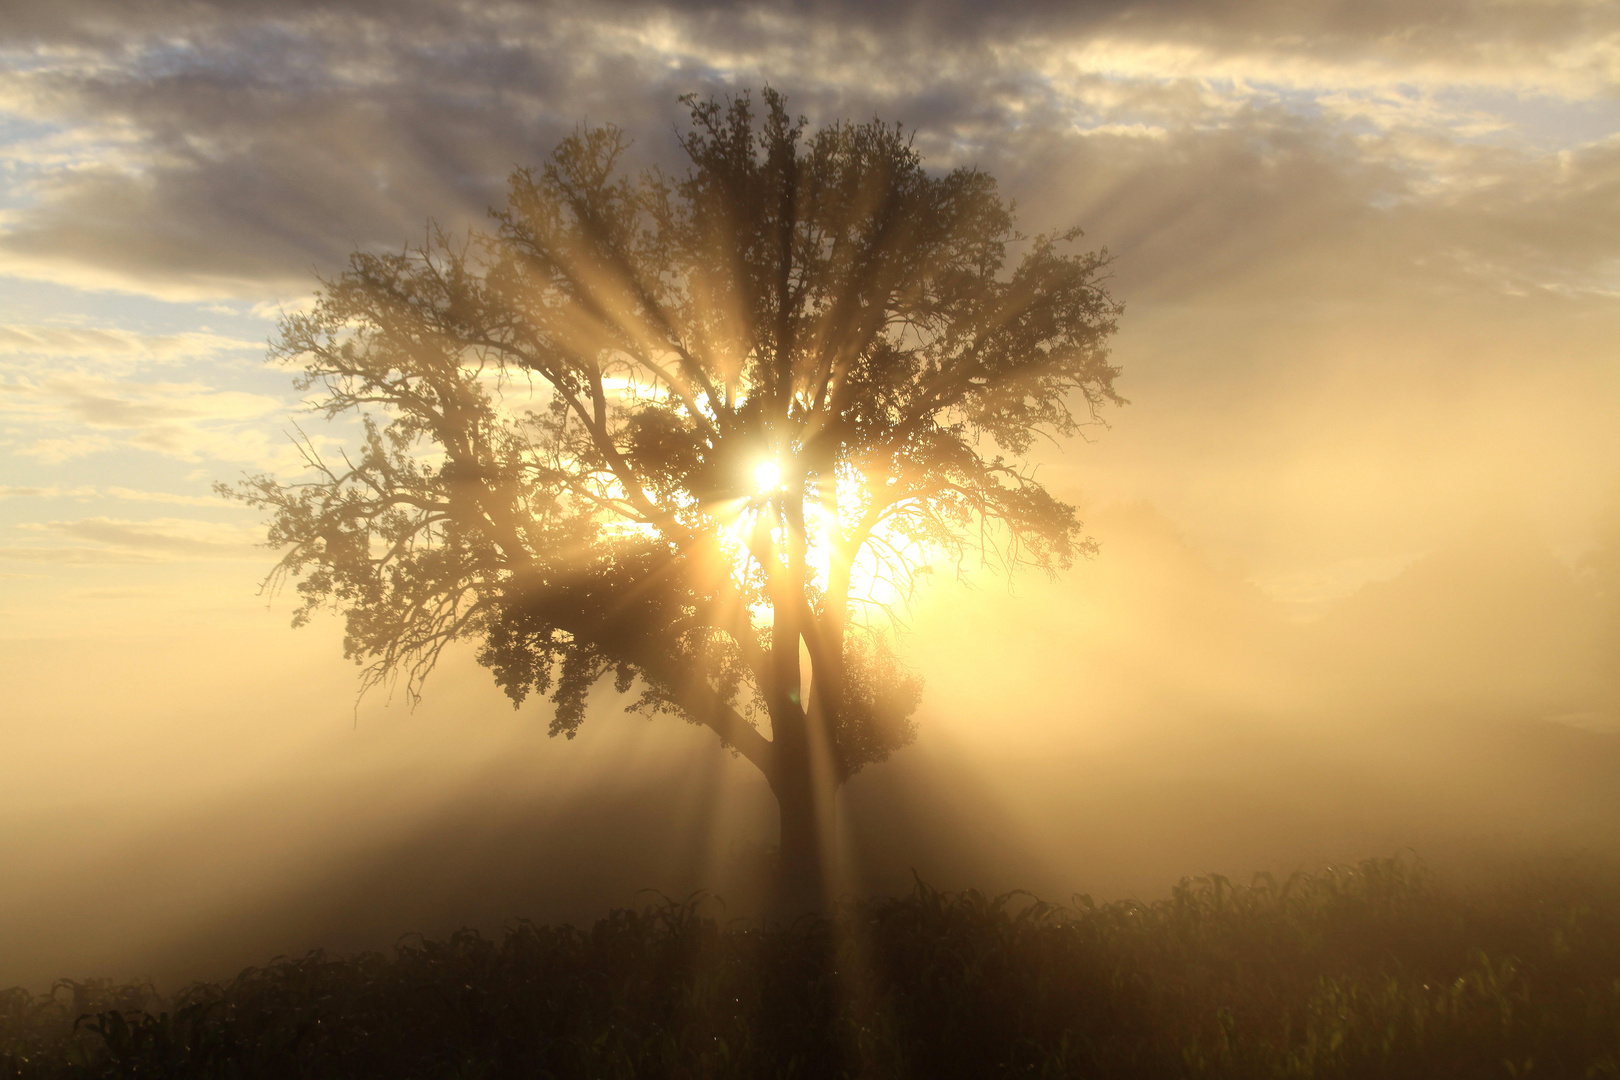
[1,0,1617,989]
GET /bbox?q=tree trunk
[769,747,839,920]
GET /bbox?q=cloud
[248,297,317,320]
[0,325,259,365]
[0,371,293,466]
[0,0,1612,301]
[0,484,226,507]
[0,546,165,564]
[0,0,1613,588]
[0,485,85,498]
[4,515,262,562]
[12,433,112,463]
[54,381,278,429]
[103,486,231,507]
[0,8,679,297]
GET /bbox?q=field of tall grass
[4,856,1619,1078]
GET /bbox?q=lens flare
[754,460,781,492]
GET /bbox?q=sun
[711,454,929,621]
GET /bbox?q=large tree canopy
[228,90,1123,906]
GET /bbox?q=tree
[226,90,1123,913]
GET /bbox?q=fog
[2,487,1615,993]
[2,0,1617,1002]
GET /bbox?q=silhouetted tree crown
[227,91,1122,880]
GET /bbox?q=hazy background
[1,0,1617,992]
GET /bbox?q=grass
[5,855,1620,1078]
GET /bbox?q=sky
[1,0,1618,989]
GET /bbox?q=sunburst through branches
[225,88,1123,910]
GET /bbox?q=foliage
[9,856,1620,1078]
[221,90,1123,806]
